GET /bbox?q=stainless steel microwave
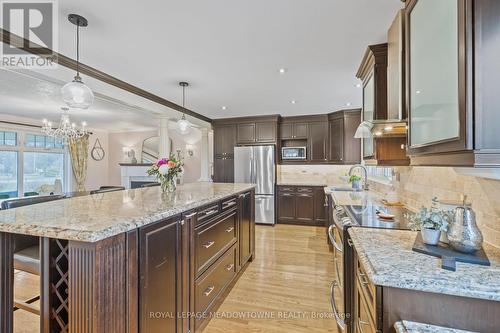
[281,147,307,160]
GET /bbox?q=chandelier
[42,107,88,141]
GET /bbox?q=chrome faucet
[348,164,369,191]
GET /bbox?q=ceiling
[0,68,207,133]
[49,0,401,119]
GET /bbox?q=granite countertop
[394,320,477,333]
[0,182,255,243]
[325,188,384,206]
[277,181,327,186]
[348,227,500,301]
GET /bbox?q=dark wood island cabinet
[0,183,255,333]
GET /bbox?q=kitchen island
[0,182,255,333]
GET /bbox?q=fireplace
[119,163,156,189]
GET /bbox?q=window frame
[0,126,70,197]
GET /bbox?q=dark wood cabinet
[256,122,277,143]
[328,110,362,164]
[308,122,329,163]
[277,185,325,226]
[295,192,314,222]
[213,124,237,182]
[139,216,186,333]
[405,0,500,167]
[313,187,327,224]
[237,123,256,143]
[238,192,253,267]
[279,122,308,140]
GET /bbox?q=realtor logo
[1,0,58,68]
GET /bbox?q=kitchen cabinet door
[139,216,185,333]
[362,75,375,159]
[308,122,328,162]
[293,123,308,139]
[213,158,225,182]
[237,123,256,143]
[408,0,460,149]
[329,117,344,163]
[256,122,276,143]
[295,193,314,222]
[313,187,327,224]
[223,158,234,183]
[239,192,253,266]
[278,192,296,222]
[280,123,293,139]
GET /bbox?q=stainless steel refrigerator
[234,145,275,225]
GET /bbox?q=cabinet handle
[225,227,235,233]
[239,192,249,198]
[180,220,185,226]
[347,238,353,247]
[223,201,236,209]
[202,209,218,217]
[357,319,371,333]
[203,286,215,297]
[328,225,343,253]
[225,264,234,271]
[203,241,215,249]
[359,272,369,286]
[298,194,311,197]
[282,193,293,197]
[185,212,197,218]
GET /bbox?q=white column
[158,117,170,158]
[198,127,211,182]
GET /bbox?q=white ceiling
[1,0,403,125]
[54,0,402,118]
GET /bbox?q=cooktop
[344,204,414,230]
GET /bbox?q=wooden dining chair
[0,194,66,315]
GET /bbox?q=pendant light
[177,82,191,134]
[61,14,94,109]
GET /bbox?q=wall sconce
[186,144,195,157]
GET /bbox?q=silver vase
[447,204,483,253]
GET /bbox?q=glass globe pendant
[61,75,94,109]
[176,82,191,134]
[62,14,94,109]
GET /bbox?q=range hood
[354,119,407,139]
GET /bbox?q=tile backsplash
[279,164,500,248]
[369,166,500,248]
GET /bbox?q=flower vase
[161,177,177,193]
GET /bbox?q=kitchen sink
[328,187,363,192]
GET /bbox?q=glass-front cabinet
[406,0,468,155]
[362,75,375,158]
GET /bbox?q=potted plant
[348,175,362,190]
[405,197,452,245]
[147,153,184,193]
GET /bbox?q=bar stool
[0,194,66,315]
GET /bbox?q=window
[367,166,393,183]
[23,152,64,195]
[25,134,64,149]
[0,131,17,146]
[0,151,18,198]
[0,129,68,199]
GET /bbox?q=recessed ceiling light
[221,106,227,110]
[384,126,393,131]
[290,100,297,104]
[355,83,361,88]
[278,68,287,74]
[416,90,421,94]
[346,102,351,107]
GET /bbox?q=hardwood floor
[13,224,337,333]
[202,224,337,333]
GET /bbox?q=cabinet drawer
[296,187,313,193]
[197,203,221,225]
[356,292,376,333]
[356,259,376,314]
[195,245,237,316]
[195,210,237,276]
[221,197,237,212]
[278,186,295,193]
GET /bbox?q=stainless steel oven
[281,146,306,160]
